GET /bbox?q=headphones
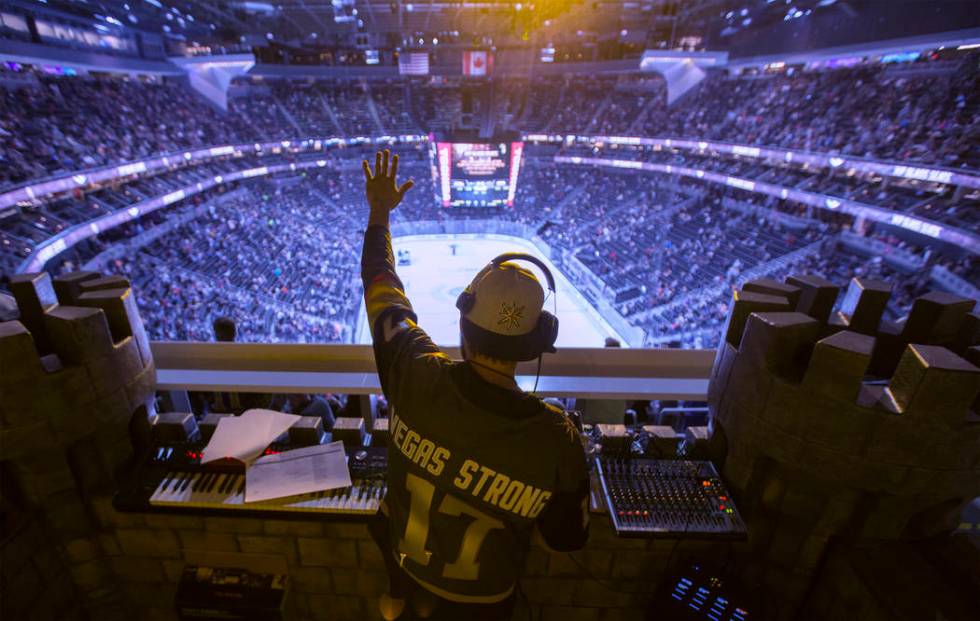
[456,252,559,362]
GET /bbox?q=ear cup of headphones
[456,290,475,314]
[536,311,559,354]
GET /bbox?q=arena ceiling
[14,0,979,55]
[18,0,841,47]
[203,0,846,48]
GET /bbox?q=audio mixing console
[596,457,747,539]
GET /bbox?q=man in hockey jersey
[360,150,590,620]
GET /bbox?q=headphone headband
[489,252,556,294]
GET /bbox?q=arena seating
[2,61,977,349]
[58,159,958,348]
[512,60,979,169]
[80,164,435,342]
[671,151,977,231]
[406,78,463,134]
[369,81,418,134]
[112,179,361,342]
[649,62,980,169]
[4,58,976,191]
[0,75,255,186]
[639,237,935,348]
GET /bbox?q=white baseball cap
[463,261,545,338]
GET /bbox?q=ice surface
[356,234,624,348]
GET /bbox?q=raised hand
[363,149,414,214]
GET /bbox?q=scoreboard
[433,141,524,207]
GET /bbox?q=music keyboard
[149,471,385,515]
[114,443,387,520]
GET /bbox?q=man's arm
[361,149,417,334]
[359,150,446,399]
[534,414,591,551]
[363,149,414,229]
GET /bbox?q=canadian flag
[463,50,492,76]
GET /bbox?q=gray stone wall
[1,271,156,620]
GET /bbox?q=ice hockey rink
[356,234,625,348]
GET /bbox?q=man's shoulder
[387,335,455,386]
[539,401,582,448]
[541,400,565,420]
[380,317,451,366]
[404,339,455,375]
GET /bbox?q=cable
[720,541,734,579]
[662,538,684,579]
[653,472,697,601]
[531,285,558,396]
[563,552,651,595]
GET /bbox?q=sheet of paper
[244,441,352,503]
[201,409,300,465]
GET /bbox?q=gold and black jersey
[361,226,590,604]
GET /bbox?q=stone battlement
[705,275,979,619]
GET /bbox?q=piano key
[158,472,176,492]
[217,474,232,495]
[191,473,206,492]
[171,473,189,492]
[181,472,200,493]
[208,474,224,494]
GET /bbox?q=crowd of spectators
[407,79,464,134]
[370,81,418,134]
[639,238,936,349]
[650,62,980,169]
[493,75,668,136]
[549,135,978,236]
[2,65,977,349]
[520,59,979,169]
[5,153,971,349]
[0,75,253,187]
[4,58,976,193]
[106,177,362,342]
[94,165,434,343]
[0,72,429,192]
[519,161,830,323]
[509,161,972,349]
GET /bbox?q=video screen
[435,142,523,207]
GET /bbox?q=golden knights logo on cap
[497,301,525,330]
